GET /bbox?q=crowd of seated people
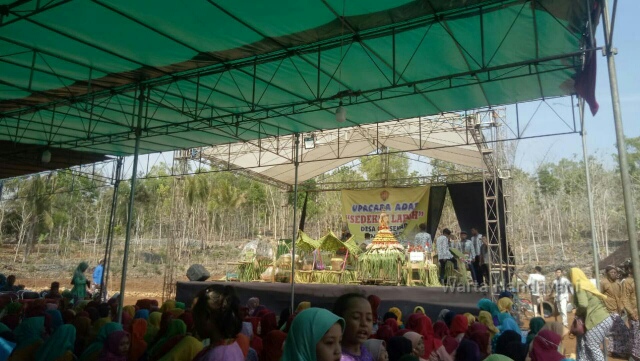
[0,267,612,360]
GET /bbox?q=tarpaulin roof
[0,0,596,162]
[195,112,485,186]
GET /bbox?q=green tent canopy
[0,0,597,160]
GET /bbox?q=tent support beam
[578,97,600,287]
[101,156,123,302]
[602,0,640,313]
[117,86,145,323]
[290,133,300,313]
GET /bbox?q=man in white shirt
[436,228,456,284]
[470,227,483,285]
[527,266,546,317]
[551,268,573,327]
[414,223,432,252]
[461,231,478,284]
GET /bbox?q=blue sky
[511,0,640,172]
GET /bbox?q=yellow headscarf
[497,297,513,313]
[295,301,311,313]
[123,305,136,318]
[389,307,403,326]
[414,306,425,314]
[160,300,176,313]
[569,267,607,300]
[478,311,498,336]
[157,335,203,361]
[464,312,476,326]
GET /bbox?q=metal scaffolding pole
[117,87,145,323]
[578,99,600,288]
[290,133,300,313]
[100,156,123,302]
[601,0,640,311]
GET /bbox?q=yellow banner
[341,187,430,243]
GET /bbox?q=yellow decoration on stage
[341,187,430,243]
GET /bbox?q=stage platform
[176,281,488,321]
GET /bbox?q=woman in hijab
[46,310,64,333]
[8,316,45,361]
[147,319,186,360]
[72,316,92,356]
[448,315,468,342]
[261,330,287,361]
[71,262,89,302]
[129,319,147,361]
[528,329,564,361]
[388,336,414,361]
[97,330,129,361]
[157,335,203,361]
[414,306,425,315]
[389,307,404,328]
[495,330,526,361]
[281,308,344,361]
[403,332,426,360]
[159,300,176,314]
[497,297,513,315]
[295,301,311,314]
[525,317,545,346]
[478,311,499,338]
[405,313,445,360]
[443,311,456,328]
[433,321,449,340]
[145,312,161,343]
[35,324,76,361]
[246,298,259,316]
[454,339,481,361]
[363,339,388,361]
[540,321,567,355]
[375,325,394,344]
[259,312,277,337]
[80,322,123,361]
[569,267,612,361]
[384,317,399,334]
[437,309,450,323]
[463,313,476,326]
[467,323,490,358]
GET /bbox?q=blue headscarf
[13,316,45,351]
[134,309,149,320]
[498,317,524,342]
[45,310,64,332]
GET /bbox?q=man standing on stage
[461,231,478,284]
[470,227,483,285]
[436,228,456,285]
[414,223,432,253]
[527,266,546,317]
[551,268,572,327]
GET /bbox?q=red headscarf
[405,313,441,358]
[129,319,147,361]
[467,322,490,357]
[449,315,469,337]
[179,311,194,334]
[384,318,399,334]
[262,330,286,361]
[529,329,564,361]
[260,312,278,336]
[375,325,394,343]
[433,321,449,339]
[442,335,459,355]
[367,295,381,323]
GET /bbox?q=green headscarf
[79,322,123,361]
[477,298,501,318]
[526,317,546,345]
[281,308,344,361]
[35,324,76,361]
[175,302,186,310]
[13,316,45,351]
[144,312,162,344]
[148,319,187,358]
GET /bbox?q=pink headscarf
[529,329,564,361]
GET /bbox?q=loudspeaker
[187,264,210,282]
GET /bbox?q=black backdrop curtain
[426,186,447,237]
[447,182,509,264]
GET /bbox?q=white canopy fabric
[198,112,487,186]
